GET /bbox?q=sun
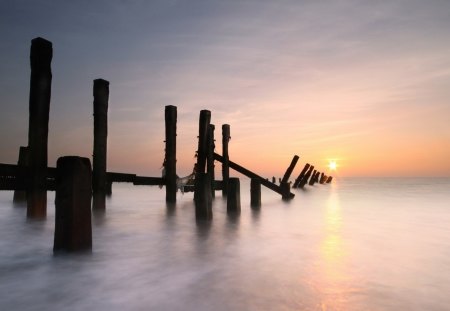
[328,160,337,171]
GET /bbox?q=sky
[1,0,449,177]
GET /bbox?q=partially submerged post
[207,124,215,199]
[27,37,52,219]
[326,176,333,183]
[280,155,299,200]
[164,105,177,203]
[54,156,92,253]
[92,79,109,209]
[250,178,261,209]
[299,165,314,188]
[13,146,29,202]
[194,110,212,220]
[309,170,317,186]
[222,124,230,197]
[227,178,241,215]
[293,163,310,188]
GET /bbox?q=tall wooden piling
[27,37,52,218]
[13,146,29,202]
[227,178,241,215]
[54,156,92,253]
[222,124,230,197]
[293,163,310,188]
[164,105,177,203]
[250,178,261,209]
[207,124,215,199]
[92,79,109,210]
[195,110,212,220]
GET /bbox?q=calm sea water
[1,178,449,311]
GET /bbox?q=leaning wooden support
[164,105,177,203]
[222,124,230,197]
[214,153,295,199]
[92,79,109,209]
[326,176,333,183]
[13,146,29,202]
[54,156,92,253]
[250,178,261,209]
[207,124,215,199]
[194,110,212,219]
[293,163,310,188]
[280,155,299,200]
[309,170,317,186]
[227,178,241,215]
[299,165,314,188]
[27,37,52,218]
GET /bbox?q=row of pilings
[3,37,332,253]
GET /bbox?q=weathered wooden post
[195,110,212,220]
[309,170,317,186]
[319,173,326,184]
[293,163,310,188]
[222,124,230,197]
[27,37,52,219]
[13,146,29,202]
[207,124,215,199]
[299,165,314,188]
[54,156,92,253]
[227,177,241,215]
[92,79,109,210]
[250,178,261,209]
[280,155,299,200]
[326,176,333,183]
[164,105,177,203]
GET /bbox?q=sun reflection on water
[317,182,353,310]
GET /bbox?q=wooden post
[280,155,298,200]
[207,124,215,199]
[320,173,326,184]
[326,176,333,183]
[195,110,212,220]
[13,146,29,203]
[227,178,241,215]
[222,124,230,197]
[164,105,177,203]
[293,163,310,188]
[250,178,261,209]
[281,155,299,184]
[299,165,314,188]
[27,37,52,219]
[54,156,92,253]
[92,79,109,209]
[309,170,317,186]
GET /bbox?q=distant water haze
[1,177,449,310]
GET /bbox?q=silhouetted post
[165,105,177,203]
[280,155,298,200]
[222,124,230,197]
[227,178,241,215]
[299,165,314,188]
[326,176,333,183]
[319,173,326,184]
[92,79,109,210]
[195,110,212,220]
[293,163,310,188]
[13,146,29,202]
[27,37,52,219]
[250,178,261,209]
[308,170,317,185]
[54,156,92,253]
[207,124,215,199]
[272,176,276,183]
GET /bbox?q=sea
[0,177,449,311]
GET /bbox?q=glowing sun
[328,160,337,171]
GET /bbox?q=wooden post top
[30,37,52,68]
